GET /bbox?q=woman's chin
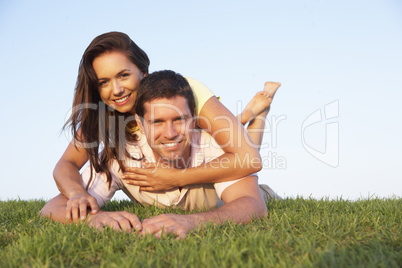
[111,104,134,114]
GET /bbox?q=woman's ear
[135,114,145,133]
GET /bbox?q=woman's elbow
[244,150,262,173]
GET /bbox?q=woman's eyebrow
[117,69,131,75]
[97,69,131,80]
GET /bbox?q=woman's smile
[114,93,132,105]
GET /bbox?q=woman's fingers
[66,194,100,222]
[79,202,88,221]
[122,173,148,180]
[86,196,100,214]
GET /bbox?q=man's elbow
[251,198,268,219]
[241,196,267,222]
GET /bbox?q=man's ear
[191,115,196,129]
[135,114,145,133]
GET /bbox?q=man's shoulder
[125,131,155,164]
[198,130,223,155]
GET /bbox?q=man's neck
[153,149,192,169]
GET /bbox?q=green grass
[0,197,401,267]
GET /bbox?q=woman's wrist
[175,169,187,188]
[66,187,89,199]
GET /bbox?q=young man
[41,70,280,238]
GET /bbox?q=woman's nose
[112,80,124,95]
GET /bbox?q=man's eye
[174,118,186,123]
[120,73,130,79]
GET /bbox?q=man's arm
[140,176,267,238]
[40,194,143,232]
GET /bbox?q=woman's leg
[237,82,281,150]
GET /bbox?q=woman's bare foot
[238,82,281,125]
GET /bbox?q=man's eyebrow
[147,118,163,123]
[146,115,189,123]
[174,115,189,119]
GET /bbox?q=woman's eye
[99,81,107,87]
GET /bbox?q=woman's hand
[122,163,182,191]
[66,192,100,222]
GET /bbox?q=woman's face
[93,51,144,114]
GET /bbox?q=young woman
[54,31,280,221]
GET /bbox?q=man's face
[140,96,195,165]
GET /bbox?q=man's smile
[161,140,183,150]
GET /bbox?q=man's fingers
[124,212,142,231]
[115,218,132,232]
[152,226,188,239]
[141,219,162,235]
[176,231,188,240]
[107,220,122,231]
[154,229,165,239]
[115,212,141,232]
[175,227,189,239]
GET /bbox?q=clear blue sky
[1,0,401,200]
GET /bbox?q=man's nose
[112,80,124,95]
[164,122,178,139]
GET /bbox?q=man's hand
[140,214,196,239]
[66,192,100,222]
[122,163,181,191]
[87,211,142,232]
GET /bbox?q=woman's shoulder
[184,76,215,115]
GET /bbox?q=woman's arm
[184,96,262,183]
[53,141,100,220]
[40,193,142,232]
[122,81,281,191]
[123,96,262,190]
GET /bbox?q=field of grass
[0,197,400,267]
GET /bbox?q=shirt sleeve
[81,160,122,208]
[185,76,215,116]
[198,131,251,199]
[214,174,258,200]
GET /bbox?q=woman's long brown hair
[64,32,150,189]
